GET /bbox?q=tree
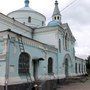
[86,56,90,74]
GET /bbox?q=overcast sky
[0,0,90,59]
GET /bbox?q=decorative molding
[8,32,58,53]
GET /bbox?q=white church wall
[34,26,76,78]
[3,31,58,85]
[57,37,76,78]
[34,30,58,48]
[38,51,58,80]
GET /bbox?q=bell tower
[52,0,61,22]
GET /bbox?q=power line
[61,0,79,12]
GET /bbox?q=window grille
[18,52,30,75]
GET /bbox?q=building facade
[0,0,87,90]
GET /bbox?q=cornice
[34,26,59,34]
[75,56,85,61]
[3,30,58,53]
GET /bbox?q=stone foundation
[0,79,65,90]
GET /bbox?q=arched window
[28,17,31,23]
[48,57,53,74]
[73,48,75,57]
[65,33,68,50]
[18,52,30,75]
[59,39,61,52]
[42,21,44,26]
[54,17,56,20]
[57,16,59,20]
[65,58,69,77]
[79,64,81,73]
[84,65,86,72]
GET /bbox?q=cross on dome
[24,0,29,7]
[55,0,58,5]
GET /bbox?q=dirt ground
[57,77,90,90]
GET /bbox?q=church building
[0,0,87,90]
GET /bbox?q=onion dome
[48,20,60,26]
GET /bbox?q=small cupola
[24,0,29,7]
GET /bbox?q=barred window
[48,57,53,74]
[18,52,30,75]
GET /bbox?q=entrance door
[33,61,39,80]
[65,59,68,78]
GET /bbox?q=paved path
[57,77,90,90]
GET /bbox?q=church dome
[7,0,46,28]
[48,20,60,27]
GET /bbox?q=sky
[0,0,90,59]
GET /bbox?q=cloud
[61,0,90,59]
[63,0,90,25]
